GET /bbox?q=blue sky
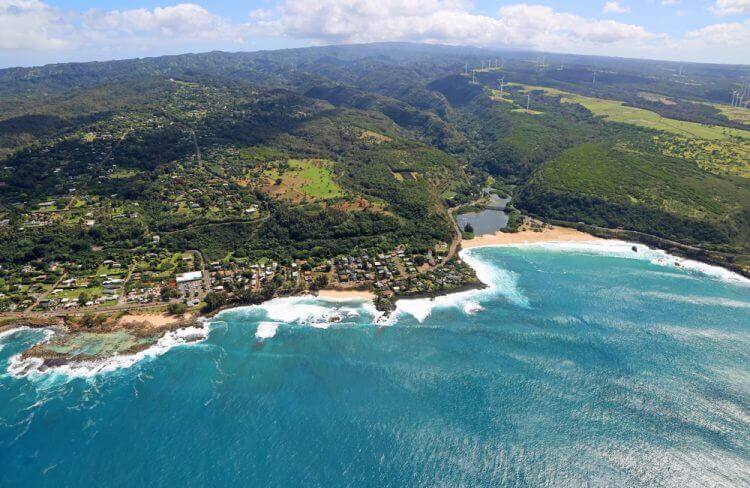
[0,0,748,68]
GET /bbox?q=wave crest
[392,250,530,323]
[6,321,211,380]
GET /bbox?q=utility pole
[592,70,597,85]
[526,93,531,113]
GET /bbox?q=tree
[463,223,474,233]
[310,274,328,291]
[78,291,90,306]
[201,291,227,313]
[160,286,181,301]
[167,302,187,315]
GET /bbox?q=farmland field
[514,83,750,141]
[710,103,750,124]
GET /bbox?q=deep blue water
[1,244,749,487]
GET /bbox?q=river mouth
[457,195,511,236]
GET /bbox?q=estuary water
[1,243,749,487]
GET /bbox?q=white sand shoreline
[315,289,376,302]
[460,226,605,249]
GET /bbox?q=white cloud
[709,0,750,15]
[0,0,74,50]
[686,20,750,45]
[603,1,629,14]
[1,0,749,67]
[248,0,657,52]
[82,4,245,43]
[661,0,679,5]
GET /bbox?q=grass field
[264,159,344,203]
[710,103,750,124]
[513,84,750,141]
[52,286,104,300]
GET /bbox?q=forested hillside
[2,41,750,304]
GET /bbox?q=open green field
[264,159,344,202]
[290,159,343,199]
[95,264,125,276]
[52,286,104,300]
[514,84,750,141]
[710,103,750,124]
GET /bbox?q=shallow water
[1,245,749,486]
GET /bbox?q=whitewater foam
[6,320,212,380]
[255,322,280,340]
[501,240,750,286]
[217,295,379,333]
[643,291,750,309]
[391,250,530,323]
[0,326,30,342]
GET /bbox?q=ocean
[1,242,749,487]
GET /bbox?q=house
[176,271,203,295]
[176,271,202,283]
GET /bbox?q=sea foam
[392,250,530,323]
[255,322,280,340]
[217,295,380,335]
[512,240,750,286]
[6,321,212,380]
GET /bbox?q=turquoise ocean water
[1,242,749,486]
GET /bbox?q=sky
[0,0,748,68]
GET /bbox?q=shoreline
[314,289,377,301]
[460,226,605,249]
[5,224,749,376]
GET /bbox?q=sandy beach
[316,289,376,301]
[116,312,193,330]
[461,226,604,249]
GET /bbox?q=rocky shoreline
[9,222,745,373]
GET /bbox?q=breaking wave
[0,327,54,353]
[217,295,381,334]
[255,322,280,340]
[514,240,750,286]
[392,250,530,323]
[6,321,212,380]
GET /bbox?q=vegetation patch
[263,159,345,203]
[519,141,750,251]
[358,129,392,144]
[514,83,750,141]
